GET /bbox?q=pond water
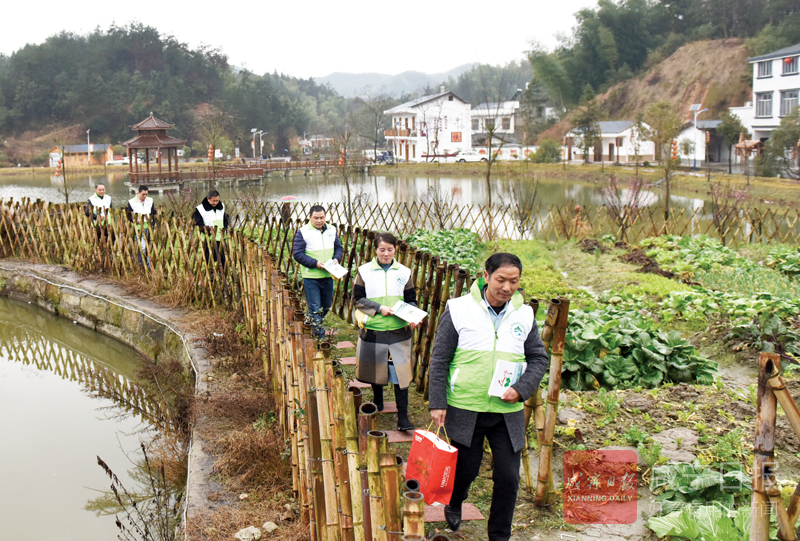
[0,169,707,212]
[0,296,157,540]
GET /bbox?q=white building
[383,87,472,163]
[566,121,655,163]
[676,119,734,166]
[746,42,800,141]
[471,100,520,135]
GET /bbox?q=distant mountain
[315,64,480,97]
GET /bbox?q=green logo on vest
[396,276,404,286]
[510,323,526,340]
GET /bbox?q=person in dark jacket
[428,252,549,541]
[292,205,343,338]
[193,190,230,269]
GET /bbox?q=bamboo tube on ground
[402,491,425,539]
[535,298,570,508]
[367,430,388,541]
[751,352,778,541]
[344,389,365,541]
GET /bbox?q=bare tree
[354,87,395,162]
[419,182,461,230]
[642,101,682,221]
[508,178,540,237]
[194,103,234,188]
[52,128,79,205]
[599,176,647,242]
[709,180,750,243]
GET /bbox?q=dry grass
[186,502,308,541]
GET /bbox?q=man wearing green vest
[84,183,113,241]
[193,189,230,269]
[292,205,343,338]
[428,253,549,541]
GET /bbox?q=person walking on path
[126,185,157,267]
[292,205,343,338]
[352,232,418,431]
[428,252,549,541]
[85,183,113,241]
[193,189,230,270]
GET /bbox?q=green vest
[299,222,337,279]
[358,258,411,331]
[446,279,533,413]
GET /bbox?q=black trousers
[449,412,521,541]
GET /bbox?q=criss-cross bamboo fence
[751,352,800,541]
[227,200,800,247]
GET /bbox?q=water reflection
[0,170,713,213]
[0,297,161,540]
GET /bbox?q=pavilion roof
[131,112,174,130]
[122,133,185,149]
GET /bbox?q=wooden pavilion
[122,113,185,183]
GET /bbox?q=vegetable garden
[409,228,800,540]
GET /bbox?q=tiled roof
[749,42,800,63]
[130,112,175,130]
[121,133,186,148]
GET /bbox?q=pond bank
[0,260,215,535]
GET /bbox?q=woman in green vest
[352,232,418,431]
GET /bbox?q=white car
[456,149,487,163]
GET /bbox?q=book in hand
[488,360,527,397]
[322,259,348,279]
[389,301,428,325]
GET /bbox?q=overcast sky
[3,0,597,79]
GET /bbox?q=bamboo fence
[751,352,800,541]
[226,200,800,247]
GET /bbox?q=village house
[49,144,114,168]
[675,119,737,167]
[383,87,472,163]
[566,120,655,163]
[734,42,800,142]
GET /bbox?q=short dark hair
[138,185,149,193]
[375,232,397,248]
[309,204,325,216]
[95,182,105,189]
[485,252,522,276]
[207,189,220,198]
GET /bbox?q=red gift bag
[405,427,458,505]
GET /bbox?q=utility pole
[86,129,91,167]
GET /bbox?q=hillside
[539,38,752,143]
[315,63,479,97]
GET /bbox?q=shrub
[530,138,562,163]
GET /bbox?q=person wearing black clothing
[192,190,230,269]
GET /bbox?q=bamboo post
[358,402,378,540]
[751,352,779,541]
[328,358,356,541]
[367,430,388,541]
[402,491,425,538]
[380,454,404,541]
[521,299,541,493]
[535,298,570,508]
[344,388,366,541]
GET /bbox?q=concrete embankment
[0,260,214,533]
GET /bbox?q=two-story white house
[746,42,800,141]
[383,87,472,163]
